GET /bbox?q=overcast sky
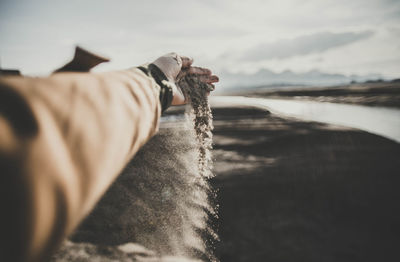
[1,0,399,79]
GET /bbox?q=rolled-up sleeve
[0,68,161,262]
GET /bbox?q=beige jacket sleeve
[0,68,162,262]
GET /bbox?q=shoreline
[220,81,400,109]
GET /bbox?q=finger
[209,75,219,83]
[188,66,212,75]
[176,69,189,81]
[180,56,193,69]
[197,74,219,84]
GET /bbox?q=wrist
[138,64,173,112]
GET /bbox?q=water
[211,96,400,143]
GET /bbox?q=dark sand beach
[54,90,400,261]
[211,105,400,262]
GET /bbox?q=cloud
[242,30,374,61]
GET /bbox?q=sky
[1,0,399,79]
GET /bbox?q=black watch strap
[138,64,173,112]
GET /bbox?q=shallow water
[211,96,400,143]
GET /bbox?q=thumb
[152,52,183,82]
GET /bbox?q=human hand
[152,53,219,106]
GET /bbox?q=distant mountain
[217,69,383,90]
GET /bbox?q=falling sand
[53,76,219,262]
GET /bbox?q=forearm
[0,68,161,261]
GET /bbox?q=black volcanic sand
[243,81,400,108]
[210,106,400,262]
[58,104,400,262]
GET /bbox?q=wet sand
[55,101,400,262]
[210,106,400,262]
